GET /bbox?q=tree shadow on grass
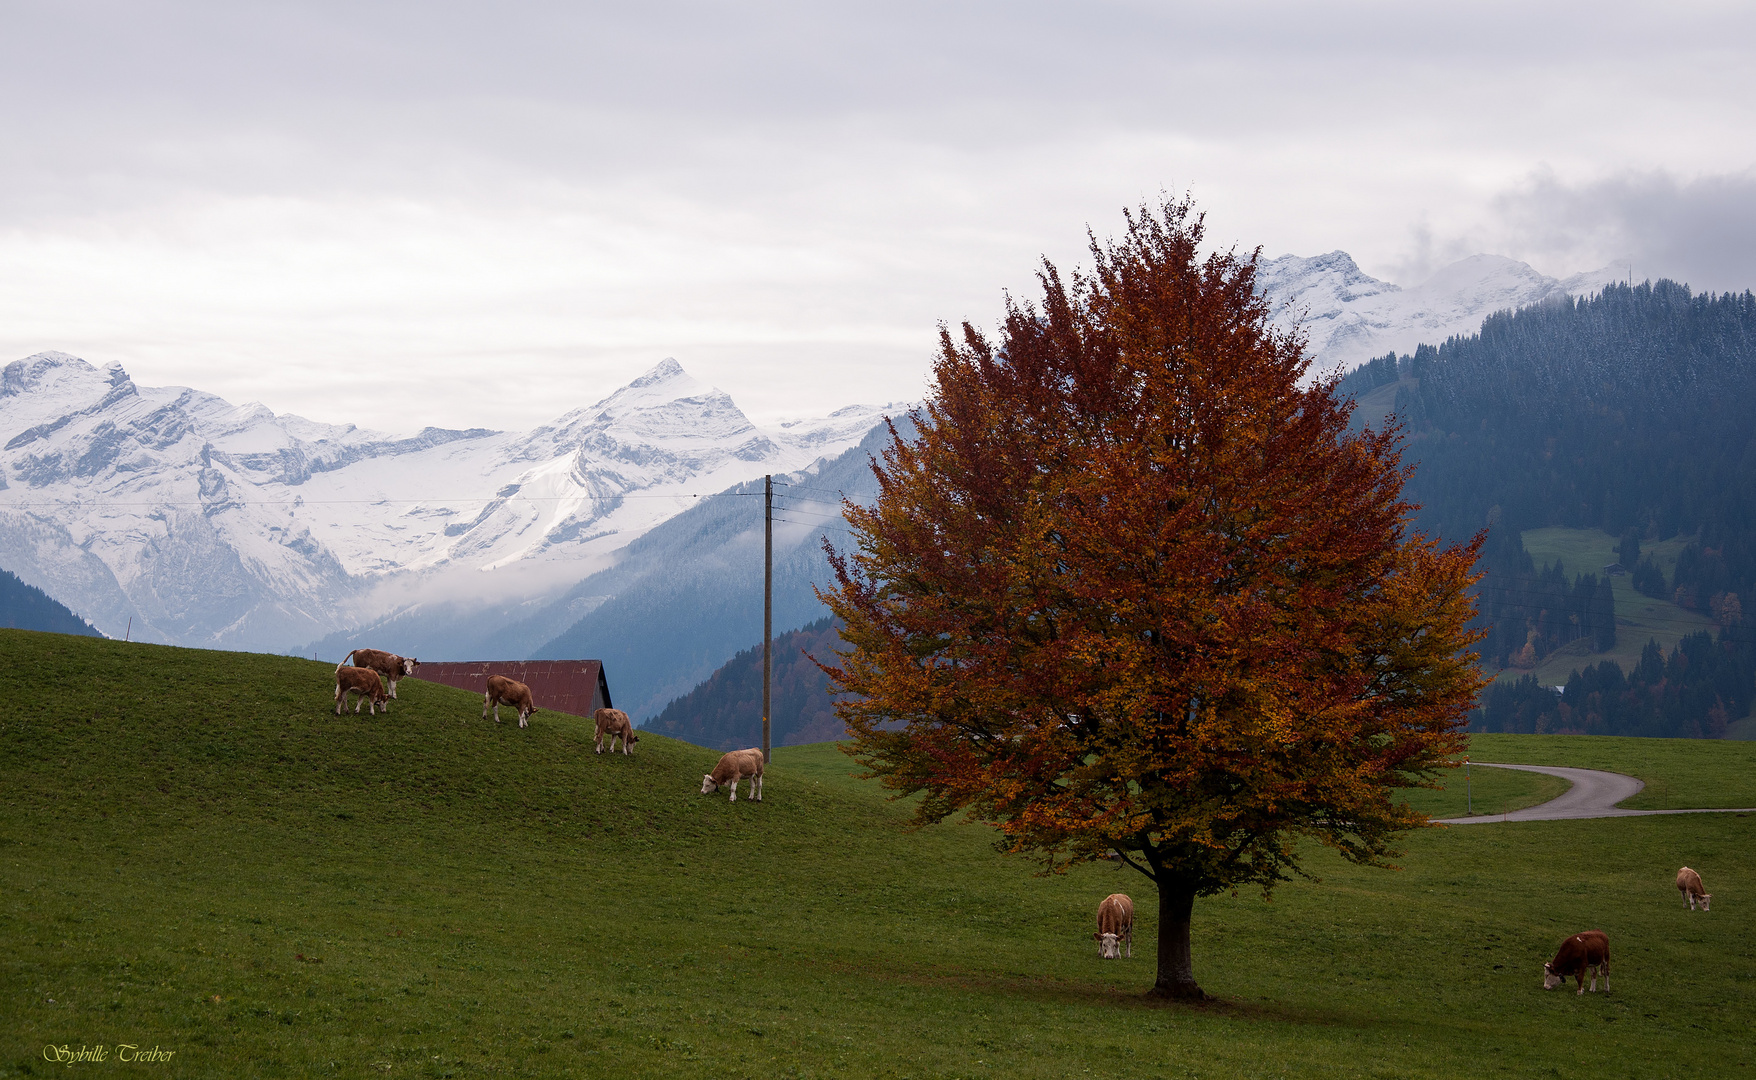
[817,955,1405,1031]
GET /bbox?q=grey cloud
[1494,170,1756,294]
[3,1,1753,430]
[9,1,1747,198]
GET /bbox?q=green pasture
[1343,377,1415,436]
[1464,732,1756,811]
[2,630,1753,1078]
[1506,527,1718,690]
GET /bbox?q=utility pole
[763,474,772,763]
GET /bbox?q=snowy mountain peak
[2,351,121,405]
[537,358,710,428]
[3,350,86,382]
[1258,252,1621,371]
[628,357,687,388]
[1415,254,1555,305]
[509,358,764,471]
[0,352,895,652]
[1257,250,1398,307]
[597,360,722,421]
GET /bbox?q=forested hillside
[1404,282,1756,551]
[1475,629,1756,738]
[642,617,845,749]
[1354,281,1756,736]
[0,567,102,637]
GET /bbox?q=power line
[772,517,853,530]
[772,507,853,524]
[780,485,879,500]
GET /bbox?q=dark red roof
[413,660,612,719]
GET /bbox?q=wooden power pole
[763,474,773,763]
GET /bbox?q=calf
[483,675,538,728]
[701,748,764,802]
[1093,893,1134,959]
[334,665,389,716]
[339,648,420,703]
[593,708,639,755]
[1542,930,1610,995]
[1677,866,1712,911]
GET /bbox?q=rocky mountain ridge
[0,351,896,651]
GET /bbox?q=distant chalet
[414,660,612,719]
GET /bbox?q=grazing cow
[483,675,538,728]
[334,665,389,716]
[1677,866,1712,911]
[1542,930,1610,995]
[338,649,420,703]
[1093,893,1134,959]
[593,708,639,755]
[701,748,764,802]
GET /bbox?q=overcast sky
[2,1,1752,430]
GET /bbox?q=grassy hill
[1510,527,1719,689]
[1343,375,1416,435]
[3,630,1753,1077]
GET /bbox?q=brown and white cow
[1542,930,1610,995]
[339,649,420,702]
[334,665,389,716]
[593,708,639,755]
[701,748,764,802]
[1677,866,1712,911]
[483,675,538,728]
[1093,893,1134,959]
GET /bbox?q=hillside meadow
[1503,528,1720,692]
[2,630,1753,1078]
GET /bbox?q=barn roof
[413,660,612,719]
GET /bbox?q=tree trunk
[1149,878,1206,1000]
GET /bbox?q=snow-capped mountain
[303,417,907,719]
[0,352,898,651]
[1258,252,1626,373]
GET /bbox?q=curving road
[1436,762,1756,825]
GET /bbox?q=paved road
[1436,762,1756,825]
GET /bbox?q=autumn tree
[819,199,1486,999]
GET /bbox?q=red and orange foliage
[819,199,1486,999]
